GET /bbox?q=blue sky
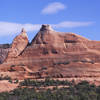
[0,0,100,43]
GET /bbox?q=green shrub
[0,80,100,100]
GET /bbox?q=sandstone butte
[0,24,100,84]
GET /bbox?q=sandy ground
[0,80,18,92]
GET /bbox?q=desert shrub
[81,60,94,64]
[1,80,100,100]
[10,65,15,67]
[51,49,58,54]
[54,61,70,65]
[0,75,11,80]
[8,79,12,83]
[14,79,19,84]
[20,78,71,87]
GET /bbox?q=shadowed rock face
[0,44,10,63]
[1,25,100,83]
[40,24,54,31]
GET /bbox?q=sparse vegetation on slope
[0,79,100,100]
[19,78,71,87]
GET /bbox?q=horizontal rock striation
[0,25,100,83]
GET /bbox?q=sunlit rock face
[1,25,100,84]
[7,28,29,58]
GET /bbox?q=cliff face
[0,25,100,83]
[0,44,10,64]
[7,28,28,58]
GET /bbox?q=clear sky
[0,0,100,43]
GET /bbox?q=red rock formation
[0,25,100,83]
[0,44,10,63]
[7,28,28,58]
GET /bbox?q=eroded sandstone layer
[0,25,100,83]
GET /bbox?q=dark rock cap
[40,24,54,31]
